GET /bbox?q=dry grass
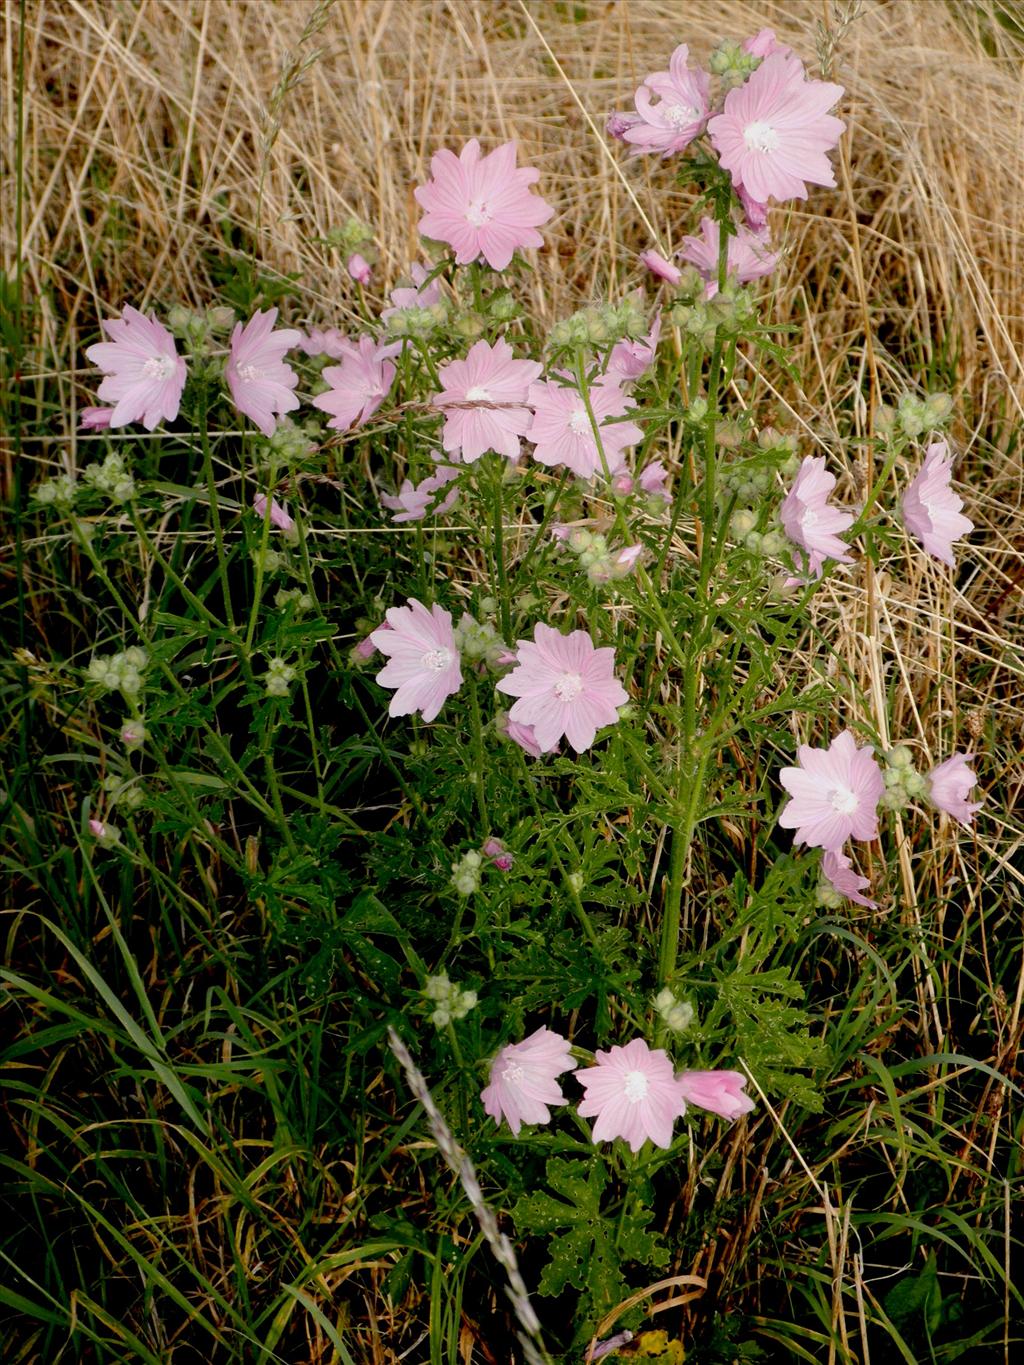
[3,1,1024,1358]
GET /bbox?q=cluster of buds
[101,772,145,810]
[453,613,509,670]
[33,472,77,508]
[264,656,296,697]
[482,837,513,871]
[880,744,929,811]
[251,546,287,575]
[555,526,643,586]
[611,460,671,512]
[384,298,450,340]
[669,280,757,346]
[88,646,148,698]
[451,849,483,896]
[548,294,647,351]
[317,215,377,286]
[274,586,315,614]
[729,508,787,558]
[423,971,478,1028]
[721,430,801,545]
[877,392,953,441]
[251,416,321,471]
[82,452,135,503]
[166,304,237,350]
[708,38,763,89]
[653,987,695,1034]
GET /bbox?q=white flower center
[623,1070,649,1103]
[501,1061,524,1086]
[829,785,859,815]
[422,647,453,672]
[465,385,491,402]
[743,120,780,154]
[568,408,591,437]
[922,498,941,524]
[465,198,492,227]
[553,671,583,703]
[237,363,263,383]
[665,102,700,129]
[801,508,819,529]
[143,355,175,380]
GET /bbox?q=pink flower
[85,306,187,431]
[88,818,107,838]
[608,312,661,381]
[432,338,541,463]
[680,217,779,295]
[576,1038,688,1152]
[298,327,353,359]
[675,1069,755,1120]
[527,377,642,480]
[253,492,295,533]
[480,1027,576,1136]
[638,460,670,503]
[622,44,710,157]
[226,309,303,437]
[641,249,682,286]
[414,139,554,272]
[779,730,884,851]
[496,623,628,754]
[612,544,643,576]
[314,335,401,432]
[742,28,791,59]
[927,753,983,827]
[381,456,459,523]
[370,599,462,722]
[822,849,877,908]
[901,440,973,568]
[347,252,372,285]
[606,110,642,142]
[381,263,442,320]
[707,52,844,205]
[737,184,769,232]
[505,718,545,759]
[482,837,514,871]
[352,631,381,662]
[79,406,113,431]
[780,456,855,579]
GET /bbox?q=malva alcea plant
[22,18,990,1358]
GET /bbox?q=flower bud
[347,252,373,285]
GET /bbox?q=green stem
[490,460,512,640]
[244,459,278,653]
[467,679,490,831]
[512,470,568,585]
[197,386,235,629]
[849,438,904,536]
[658,748,709,985]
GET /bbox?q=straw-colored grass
[2,1,1023,1359]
